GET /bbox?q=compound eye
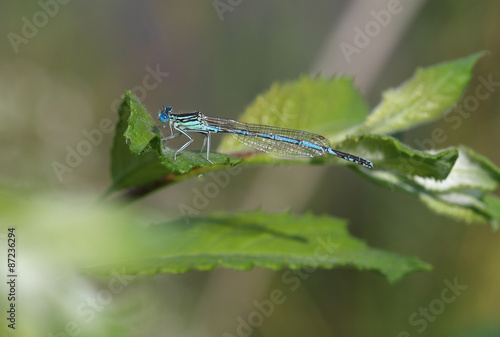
[158,112,169,122]
[165,106,173,113]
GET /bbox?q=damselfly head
[158,106,173,123]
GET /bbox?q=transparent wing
[205,117,331,158]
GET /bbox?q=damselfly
[158,106,373,169]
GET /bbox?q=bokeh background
[1,1,500,336]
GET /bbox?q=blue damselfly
[158,106,373,169]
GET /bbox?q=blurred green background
[1,1,500,336]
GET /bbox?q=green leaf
[124,92,159,154]
[218,76,370,155]
[232,134,458,178]
[86,211,431,283]
[107,91,171,194]
[357,52,485,135]
[159,147,241,175]
[106,92,241,196]
[353,146,500,226]
[336,135,458,179]
[413,146,500,192]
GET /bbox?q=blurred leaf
[484,195,500,229]
[0,189,429,282]
[0,189,152,268]
[86,211,431,283]
[218,76,370,154]
[357,52,485,135]
[353,146,500,226]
